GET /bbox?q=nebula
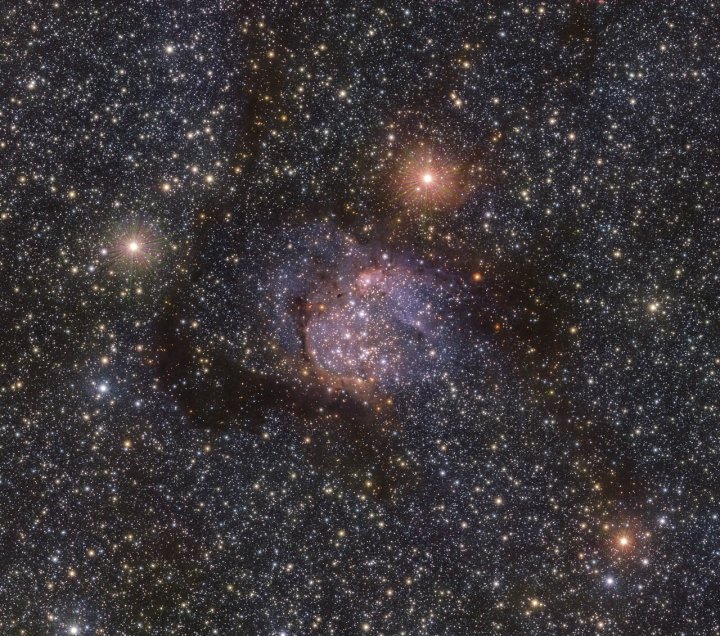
[273,229,471,397]
[156,223,497,496]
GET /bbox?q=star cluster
[1,1,718,634]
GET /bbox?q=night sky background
[1,1,719,634]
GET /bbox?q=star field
[1,1,719,634]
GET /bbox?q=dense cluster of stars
[1,1,718,634]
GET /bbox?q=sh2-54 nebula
[158,223,504,496]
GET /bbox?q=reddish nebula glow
[298,262,438,403]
